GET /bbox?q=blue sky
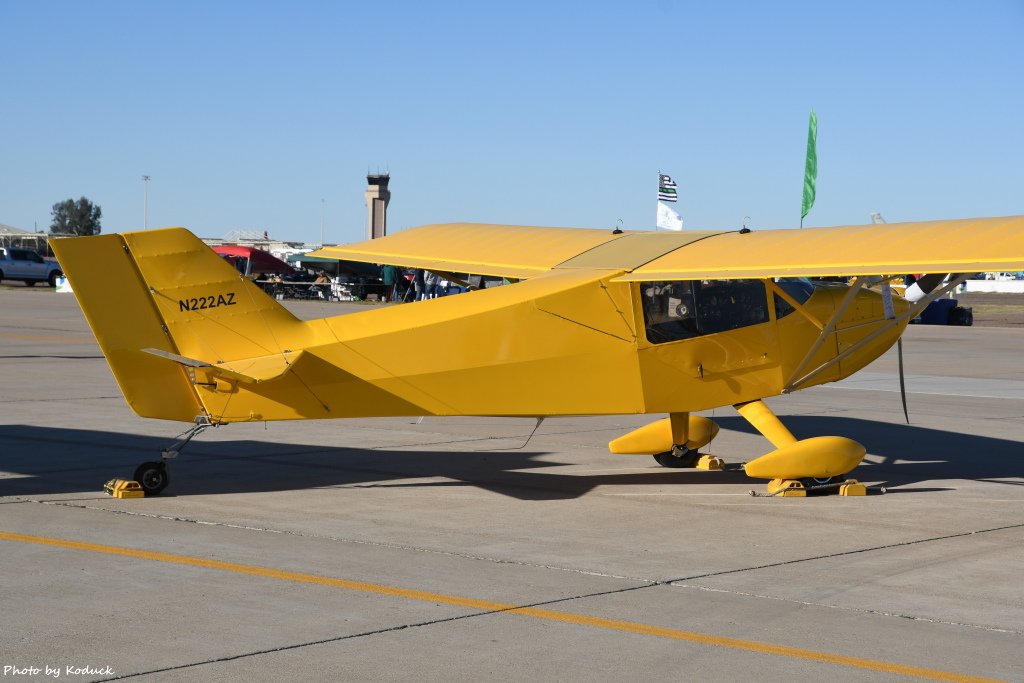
[2,1,1022,244]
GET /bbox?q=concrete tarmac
[1,288,1022,682]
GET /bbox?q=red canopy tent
[212,245,295,276]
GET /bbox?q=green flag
[801,109,817,223]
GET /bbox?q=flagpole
[656,171,660,231]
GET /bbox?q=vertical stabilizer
[51,228,309,422]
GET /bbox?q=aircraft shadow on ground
[0,419,1020,500]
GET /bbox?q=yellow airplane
[50,216,1024,496]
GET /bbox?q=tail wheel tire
[134,461,169,496]
[49,272,60,287]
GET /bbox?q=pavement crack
[91,612,498,681]
[93,584,656,681]
[0,395,120,404]
[668,583,1024,636]
[668,522,1024,583]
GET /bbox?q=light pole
[142,175,151,229]
[320,198,325,246]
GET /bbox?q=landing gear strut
[134,417,213,496]
[735,399,866,496]
[650,413,723,469]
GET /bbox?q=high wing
[312,216,1024,281]
[310,223,724,278]
[619,215,1024,281]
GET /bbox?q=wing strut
[783,276,876,392]
[784,274,971,392]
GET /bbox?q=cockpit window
[772,277,815,319]
[641,279,769,344]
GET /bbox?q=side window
[28,252,44,263]
[695,279,769,334]
[772,278,815,319]
[11,250,26,261]
[642,279,769,344]
[641,281,699,343]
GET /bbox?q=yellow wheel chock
[838,481,867,496]
[766,479,807,497]
[103,479,145,499]
[757,478,868,497]
[695,455,725,471]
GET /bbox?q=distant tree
[50,197,102,236]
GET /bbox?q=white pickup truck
[0,246,63,287]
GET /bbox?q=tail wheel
[133,461,169,496]
[49,271,61,287]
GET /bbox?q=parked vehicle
[0,246,63,286]
[911,297,973,326]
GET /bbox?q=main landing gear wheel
[797,474,850,491]
[134,461,169,496]
[653,446,701,468]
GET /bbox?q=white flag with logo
[656,201,683,230]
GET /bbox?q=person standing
[424,271,441,299]
[381,264,398,302]
[413,269,425,301]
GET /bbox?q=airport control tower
[365,174,391,240]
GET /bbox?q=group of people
[255,270,345,300]
[382,265,464,303]
[252,265,472,304]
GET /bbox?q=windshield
[773,278,815,319]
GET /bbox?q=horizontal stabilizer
[142,347,299,384]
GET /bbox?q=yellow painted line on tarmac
[0,333,95,343]
[0,531,1000,683]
